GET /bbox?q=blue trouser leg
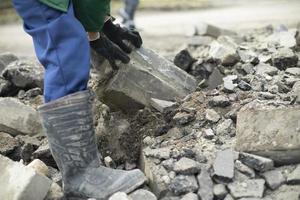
[124,0,139,20]
[12,0,90,103]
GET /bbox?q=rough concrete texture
[235,108,300,165]
[96,47,197,112]
[0,98,43,136]
[0,155,52,200]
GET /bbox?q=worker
[119,0,139,29]
[12,0,145,199]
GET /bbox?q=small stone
[109,192,129,200]
[181,192,198,200]
[258,92,276,100]
[174,50,195,71]
[162,159,175,171]
[239,153,274,172]
[209,40,240,66]
[44,182,64,200]
[203,128,215,140]
[197,169,213,200]
[213,184,228,199]
[235,160,255,178]
[228,179,265,199]
[0,132,20,156]
[0,52,18,66]
[173,112,195,125]
[261,169,285,190]
[205,109,221,123]
[27,159,49,177]
[169,175,198,195]
[255,63,278,76]
[213,149,235,182]
[216,119,233,136]
[238,80,252,91]
[129,189,157,200]
[144,147,171,160]
[174,157,201,175]
[223,75,238,93]
[241,63,255,75]
[287,165,300,184]
[285,67,300,76]
[209,95,231,107]
[104,156,116,168]
[33,141,56,168]
[272,48,298,70]
[224,194,234,200]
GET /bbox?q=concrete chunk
[197,169,214,200]
[228,179,265,199]
[236,108,300,165]
[213,149,235,182]
[0,98,43,136]
[150,98,176,113]
[96,47,197,112]
[174,157,201,175]
[0,155,52,200]
[239,152,274,172]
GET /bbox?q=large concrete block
[0,155,52,200]
[0,98,43,136]
[235,108,300,165]
[95,47,197,112]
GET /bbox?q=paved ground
[0,0,299,58]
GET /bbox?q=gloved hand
[103,19,143,54]
[90,33,130,70]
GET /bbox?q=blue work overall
[12,0,90,102]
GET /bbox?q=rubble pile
[0,22,300,200]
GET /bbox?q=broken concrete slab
[261,169,285,190]
[0,154,52,200]
[236,108,300,165]
[0,98,43,136]
[197,169,214,200]
[96,47,197,112]
[150,98,176,113]
[287,165,300,185]
[213,149,235,182]
[227,179,265,199]
[174,157,201,175]
[239,153,274,172]
[169,175,198,195]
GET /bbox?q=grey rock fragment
[129,189,157,200]
[0,52,18,66]
[173,112,195,125]
[144,147,171,160]
[239,153,274,172]
[209,39,239,66]
[203,128,215,140]
[255,63,278,76]
[205,109,221,123]
[213,149,235,182]
[235,160,255,178]
[224,194,234,200]
[261,169,285,190]
[238,80,252,91]
[0,98,43,136]
[272,48,298,70]
[209,95,231,107]
[227,179,265,199]
[223,75,238,93]
[150,98,176,113]
[2,60,44,89]
[0,132,20,156]
[169,175,198,195]
[181,192,198,200]
[174,50,195,71]
[213,184,228,199]
[287,165,300,185]
[174,157,201,175]
[109,192,129,200]
[216,119,233,136]
[197,169,214,200]
[285,67,300,76]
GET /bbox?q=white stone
[27,159,49,177]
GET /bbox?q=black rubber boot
[38,90,146,200]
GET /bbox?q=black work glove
[90,34,130,70]
[103,19,143,54]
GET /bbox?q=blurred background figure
[119,0,139,29]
